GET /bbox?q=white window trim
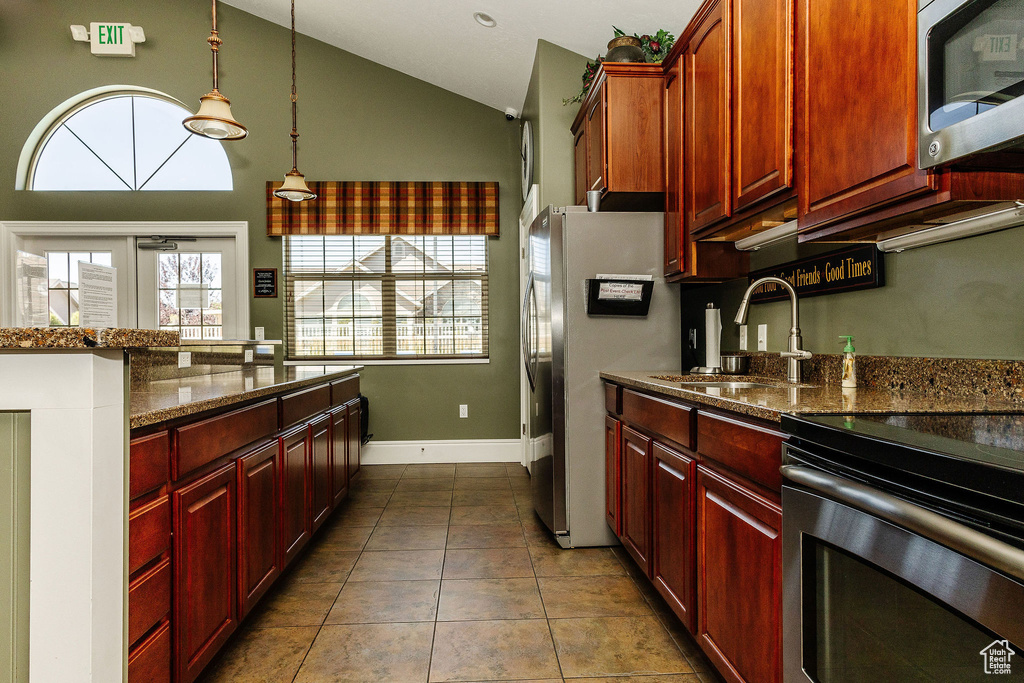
[0,221,249,334]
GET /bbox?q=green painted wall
[522,40,589,209]
[0,0,521,440]
[681,227,1024,361]
[0,412,30,683]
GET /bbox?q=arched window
[21,87,232,191]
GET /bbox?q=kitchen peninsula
[0,328,361,683]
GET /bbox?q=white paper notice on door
[78,262,118,329]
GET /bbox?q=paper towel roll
[705,306,722,369]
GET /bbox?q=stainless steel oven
[919,0,1024,168]
[781,414,1024,682]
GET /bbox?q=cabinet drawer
[331,376,359,407]
[129,557,171,647]
[130,431,170,500]
[697,412,785,492]
[605,383,621,415]
[129,495,170,574]
[128,619,171,683]
[282,383,331,427]
[174,398,278,480]
[621,389,695,450]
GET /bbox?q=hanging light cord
[289,0,300,172]
[208,0,223,92]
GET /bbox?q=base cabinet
[697,464,781,683]
[347,400,361,480]
[331,408,349,506]
[605,416,622,535]
[237,441,281,619]
[310,414,333,533]
[620,425,652,574]
[280,425,312,567]
[173,463,238,683]
[651,442,697,633]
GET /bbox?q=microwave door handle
[782,465,1024,584]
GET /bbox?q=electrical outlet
[757,324,768,351]
[254,326,265,341]
[244,349,254,363]
[739,325,748,351]
[178,351,191,368]
[688,328,698,348]
[459,404,468,419]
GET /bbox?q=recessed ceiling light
[473,12,497,28]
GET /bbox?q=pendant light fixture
[273,0,316,202]
[183,0,248,140]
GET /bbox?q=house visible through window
[46,251,112,326]
[27,91,232,191]
[285,235,488,360]
[158,252,224,340]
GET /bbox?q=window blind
[284,235,489,361]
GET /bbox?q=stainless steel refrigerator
[523,206,681,548]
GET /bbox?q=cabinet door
[587,82,607,194]
[310,414,332,533]
[173,463,237,683]
[620,425,652,574]
[331,408,349,506]
[605,416,622,535]
[686,0,731,231]
[663,59,684,276]
[732,0,792,210]
[697,465,781,683]
[574,125,588,206]
[347,400,361,480]
[280,425,311,568]
[652,442,696,634]
[797,0,929,230]
[237,441,280,619]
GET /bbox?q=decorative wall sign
[747,244,884,304]
[70,23,146,57]
[253,268,278,298]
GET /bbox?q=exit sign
[90,22,136,56]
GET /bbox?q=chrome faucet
[734,277,811,383]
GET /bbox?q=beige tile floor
[197,463,726,683]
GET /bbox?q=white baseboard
[361,439,521,465]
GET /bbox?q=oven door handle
[781,464,1024,584]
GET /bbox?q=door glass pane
[157,251,223,340]
[811,542,1019,681]
[44,251,112,326]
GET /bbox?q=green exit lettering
[991,35,1012,53]
[98,25,123,44]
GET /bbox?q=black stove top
[782,412,1024,544]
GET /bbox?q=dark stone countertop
[0,327,179,349]
[130,365,361,429]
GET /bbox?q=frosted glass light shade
[274,170,316,201]
[183,91,247,140]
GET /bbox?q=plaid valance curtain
[266,181,499,236]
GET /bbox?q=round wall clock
[521,119,534,201]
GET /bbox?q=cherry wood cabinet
[651,442,697,634]
[310,414,333,533]
[663,57,684,276]
[279,425,311,568]
[605,416,622,536]
[685,0,731,231]
[571,63,665,211]
[128,620,171,683]
[731,0,793,210]
[347,399,361,480]
[620,425,652,574]
[236,440,280,619]
[697,464,781,683]
[331,407,350,506]
[173,463,237,683]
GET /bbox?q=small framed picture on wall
[253,268,278,298]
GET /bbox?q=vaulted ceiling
[220,0,701,112]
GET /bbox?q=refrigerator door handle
[521,273,536,390]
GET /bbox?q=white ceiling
[220,0,701,113]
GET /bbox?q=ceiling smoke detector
[473,12,497,28]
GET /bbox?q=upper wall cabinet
[796,0,1024,242]
[571,63,665,211]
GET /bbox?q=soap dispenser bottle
[840,336,856,388]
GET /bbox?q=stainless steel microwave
[919,0,1024,168]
